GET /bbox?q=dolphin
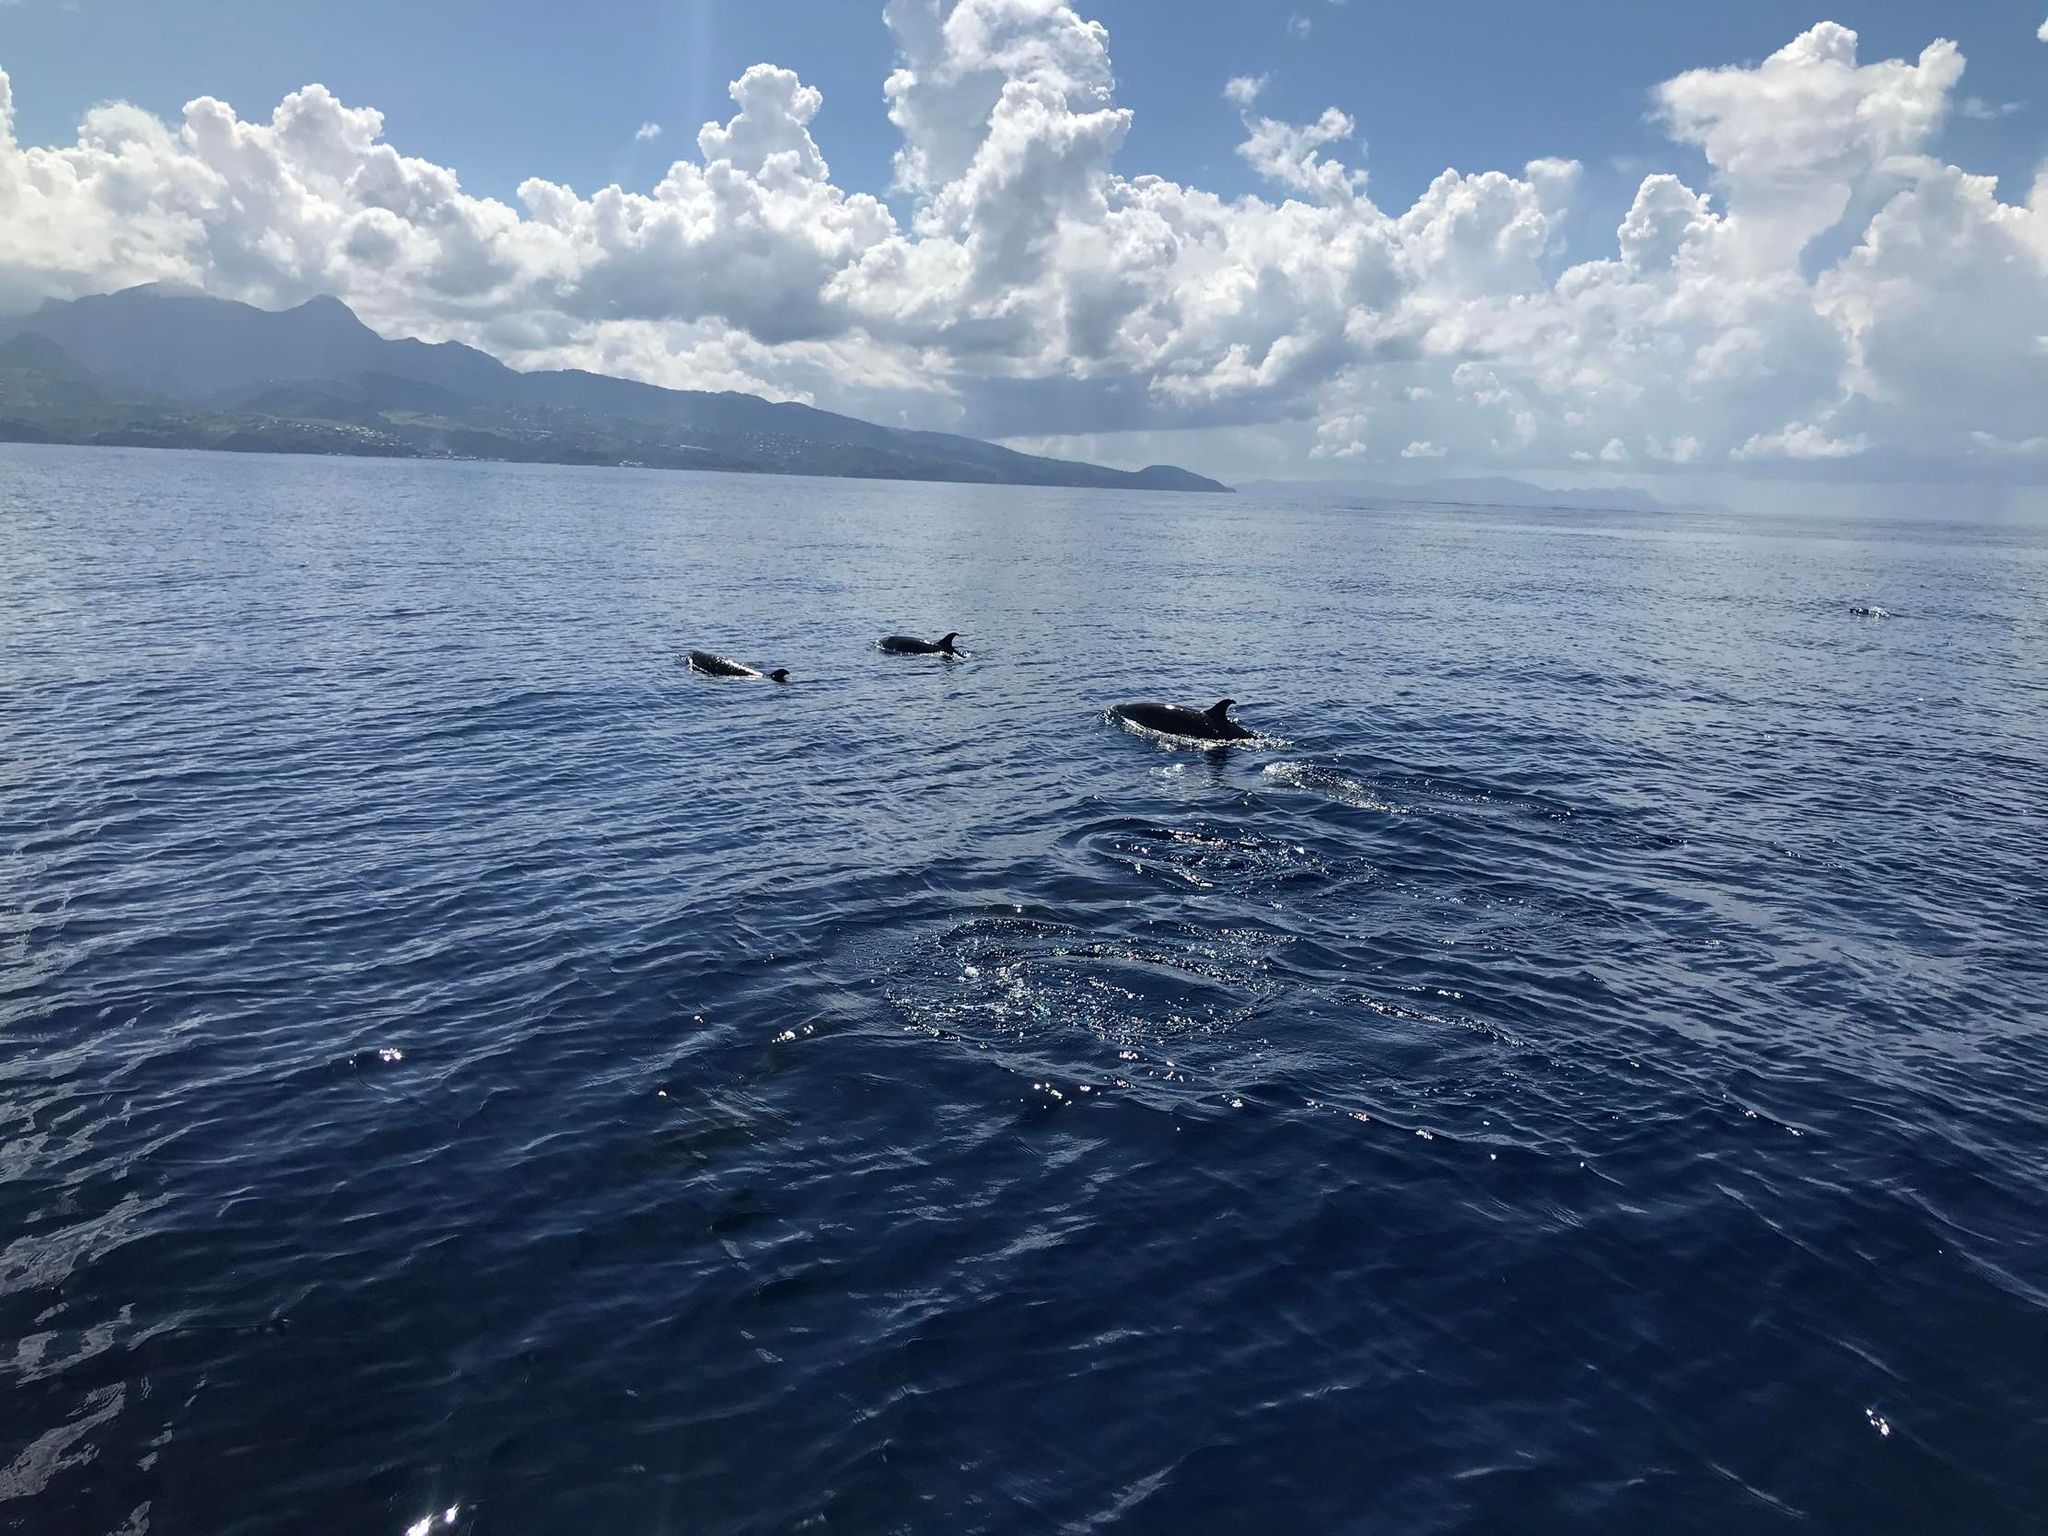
[879,631,963,656]
[1850,605,1891,618]
[1111,698,1257,742]
[687,650,789,682]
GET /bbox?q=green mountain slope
[0,287,1230,492]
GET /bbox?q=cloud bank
[2,3,2043,479]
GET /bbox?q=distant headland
[0,285,1230,494]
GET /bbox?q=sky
[2,0,2046,487]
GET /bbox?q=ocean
[3,444,2044,1534]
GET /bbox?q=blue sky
[2,1,2046,484]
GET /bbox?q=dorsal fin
[1206,698,1236,720]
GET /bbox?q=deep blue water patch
[2,445,2045,1534]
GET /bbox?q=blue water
[3,444,2045,1535]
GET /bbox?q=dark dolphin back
[1113,699,1256,741]
[1113,700,1204,736]
[688,650,757,678]
[880,633,955,655]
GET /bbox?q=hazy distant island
[1240,476,1718,515]
[0,285,1229,494]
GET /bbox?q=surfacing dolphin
[687,650,789,682]
[879,631,963,656]
[1111,698,1257,742]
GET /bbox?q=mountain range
[0,285,1228,493]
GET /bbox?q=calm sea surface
[2,444,2045,1535]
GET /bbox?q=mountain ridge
[0,285,1229,493]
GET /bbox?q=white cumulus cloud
[1312,410,1368,458]
[1236,105,1362,202]
[1735,422,1871,460]
[0,8,2042,480]
[634,121,662,142]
